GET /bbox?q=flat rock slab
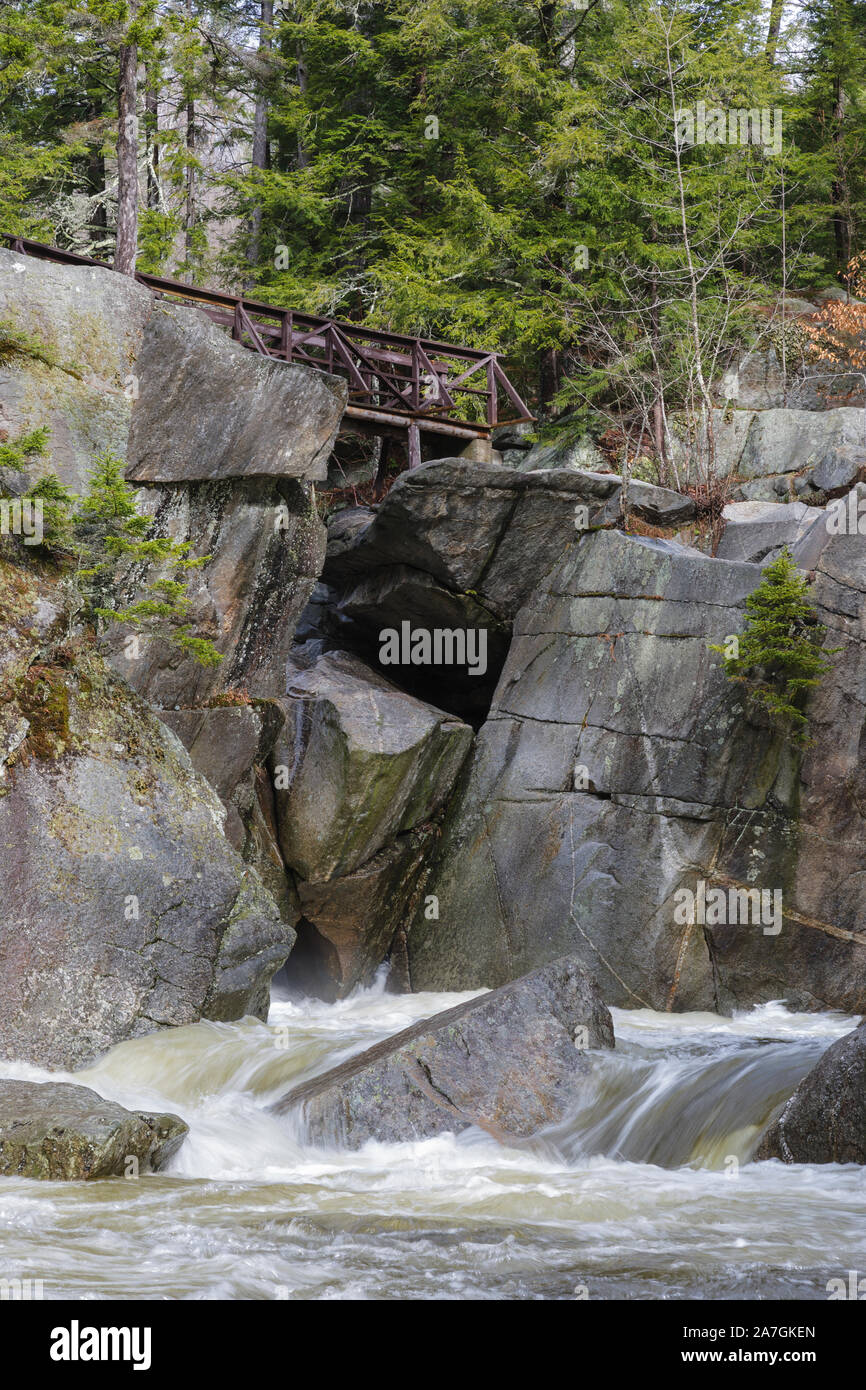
[755,1022,866,1165]
[717,500,823,564]
[272,954,614,1147]
[0,1080,187,1180]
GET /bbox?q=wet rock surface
[0,1080,187,1179]
[273,954,614,1147]
[756,1022,866,1165]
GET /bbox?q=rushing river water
[0,976,863,1301]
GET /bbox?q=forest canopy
[1,0,863,442]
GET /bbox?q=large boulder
[0,246,346,497]
[272,650,469,1000]
[322,461,693,614]
[518,434,607,473]
[0,558,294,1070]
[270,650,472,997]
[125,301,345,484]
[272,650,472,883]
[156,700,285,852]
[0,1080,187,1179]
[406,526,866,1015]
[273,954,614,1147]
[312,461,695,718]
[755,1022,866,1164]
[104,477,326,708]
[739,408,865,485]
[716,500,823,564]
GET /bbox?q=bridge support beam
[407,422,422,471]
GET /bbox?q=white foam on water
[1,979,864,1298]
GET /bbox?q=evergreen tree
[1,446,221,666]
[72,452,222,665]
[709,547,837,746]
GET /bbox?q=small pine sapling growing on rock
[0,425,50,473]
[709,547,837,747]
[71,452,223,667]
[4,445,221,669]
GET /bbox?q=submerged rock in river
[272,954,614,1148]
[755,1020,866,1165]
[0,1080,187,1179]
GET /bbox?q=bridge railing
[2,236,533,449]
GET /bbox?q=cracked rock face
[756,1022,866,1164]
[103,475,327,710]
[272,649,472,997]
[0,1080,187,1179]
[309,460,695,719]
[272,953,614,1147]
[406,525,866,1015]
[0,247,346,497]
[0,562,294,1070]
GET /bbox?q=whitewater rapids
[0,974,863,1300]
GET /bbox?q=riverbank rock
[310,460,695,718]
[406,524,866,1015]
[271,649,472,998]
[0,246,346,497]
[0,557,294,1070]
[0,1080,187,1179]
[755,1022,866,1165]
[273,954,614,1147]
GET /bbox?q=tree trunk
[87,139,108,244]
[115,32,139,277]
[296,48,309,170]
[183,0,197,278]
[247,0,274,270]
[145,81,159,210]
[538,347,560,415]
[831,76,852,272]
[765,0,785,63]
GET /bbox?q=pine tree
[709,547,837,746]
[72,452,222,665]
[1,448,221,666]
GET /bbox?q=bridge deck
[2,236,533,469]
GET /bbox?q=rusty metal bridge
[3,236,533,473]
